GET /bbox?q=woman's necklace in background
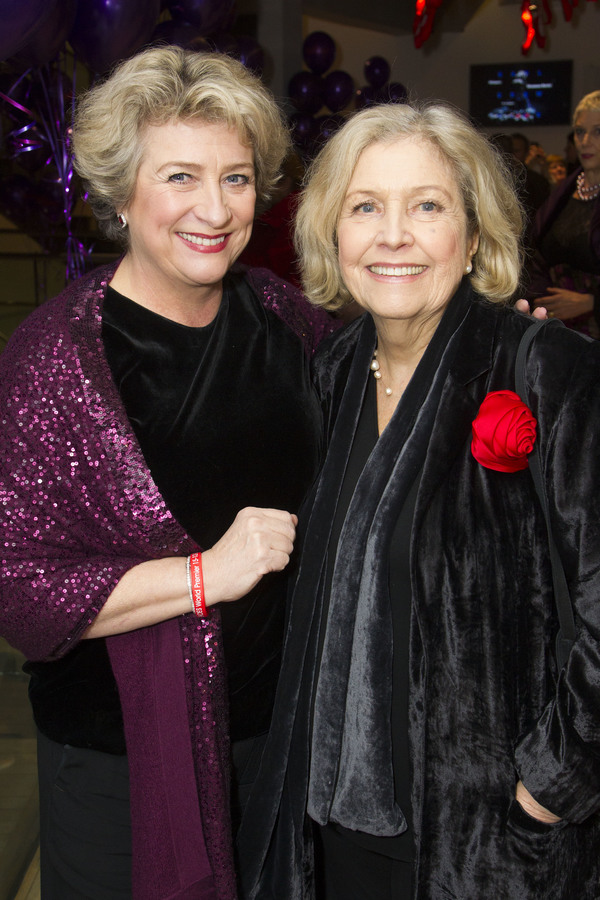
[370,349,393,396]
[576,172,600,201]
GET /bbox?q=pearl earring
[117,213,127,228]
[465,263,472,275]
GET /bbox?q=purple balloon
[384,81,408,104]
[302,31,335,76]
[364,55,390,89]
[12,0,78,68]
[0,0,51,61]
[69,0,161,73]
[236,35,264,74]
[167,0,236,36]
[289,112,318,150]
[323,70,354,113]
[315,113,343,146]
[150,20,211,52]
[288,71,324,116]
[354,84,378,110]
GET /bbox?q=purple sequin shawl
[0,262,338,899]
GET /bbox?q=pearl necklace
[576,172,600,201]
[370,349,393,396]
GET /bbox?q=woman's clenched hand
[202,507,298,605]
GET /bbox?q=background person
[237,101,600,900]
[546,153,567,187]
[0,46,337,900]
[527,90,600,337]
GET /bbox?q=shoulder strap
[515,319,576,670]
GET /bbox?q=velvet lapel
[308,284,476,835]
[413,298,499,527]
[235,317,374,899]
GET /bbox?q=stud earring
[465,263,472,275]
[117,213,127,228]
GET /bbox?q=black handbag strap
[515,319,576,670]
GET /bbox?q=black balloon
[384,81,408,104]
[288,71,324,116]
[364,55,390,89]
[289,112,318,149]
[0,0,51,61]
[69,0,161,73]
[208,32,239,56]
[150,20,211,52]
[167,0,236,36]
[315,113,343,145]
[236,35,264,74]
[302,31,335,76]
[355,84,378,110]
[12,0,78,68]
[323,70,354,113]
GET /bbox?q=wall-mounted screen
[469,61,573,127]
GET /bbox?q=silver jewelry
[117,213,127,227]
[576,172,600,201]
[370,349,393,396]
[465,263,472,274]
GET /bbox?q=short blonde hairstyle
[295,102,524,310]
[573,90,600,124]
[72,46,291,243]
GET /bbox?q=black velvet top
[27,272,322,749]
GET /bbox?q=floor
[0,638,40,900]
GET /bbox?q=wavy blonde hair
[72,46,290,244]
[573,90,600,123]
[295,102,524,310]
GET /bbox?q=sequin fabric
[0,263,232,897]
[0,261,337,899]
[244,265,341,355]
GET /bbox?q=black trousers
[315,823,414,900]
[36,729,267,899]
[36,730,132,899]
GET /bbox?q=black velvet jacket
[237,284,600,899]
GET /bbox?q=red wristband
[188,552,207,617]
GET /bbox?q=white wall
[303,0,600,155]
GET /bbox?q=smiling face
[337,137,478,335]
[573,108,600,183]
[120,119,256,308]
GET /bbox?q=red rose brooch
[471,390,537,472]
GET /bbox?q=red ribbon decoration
[413,0,443,48]
[521,1,536,52]
[520,0,550,53]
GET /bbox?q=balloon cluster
[288,32,354,157]
[0,0,266,285]
[288,33,408,157]
[356,56,407,110]
[0,0,254,77]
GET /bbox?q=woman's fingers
[201,507,298,606]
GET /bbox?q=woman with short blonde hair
[73,45,290,242]
[0,45,335,900]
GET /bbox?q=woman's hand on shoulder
[515,780,561,824]
[514,299,548,319]
[534,287,593,320]
[202,507,298,606]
